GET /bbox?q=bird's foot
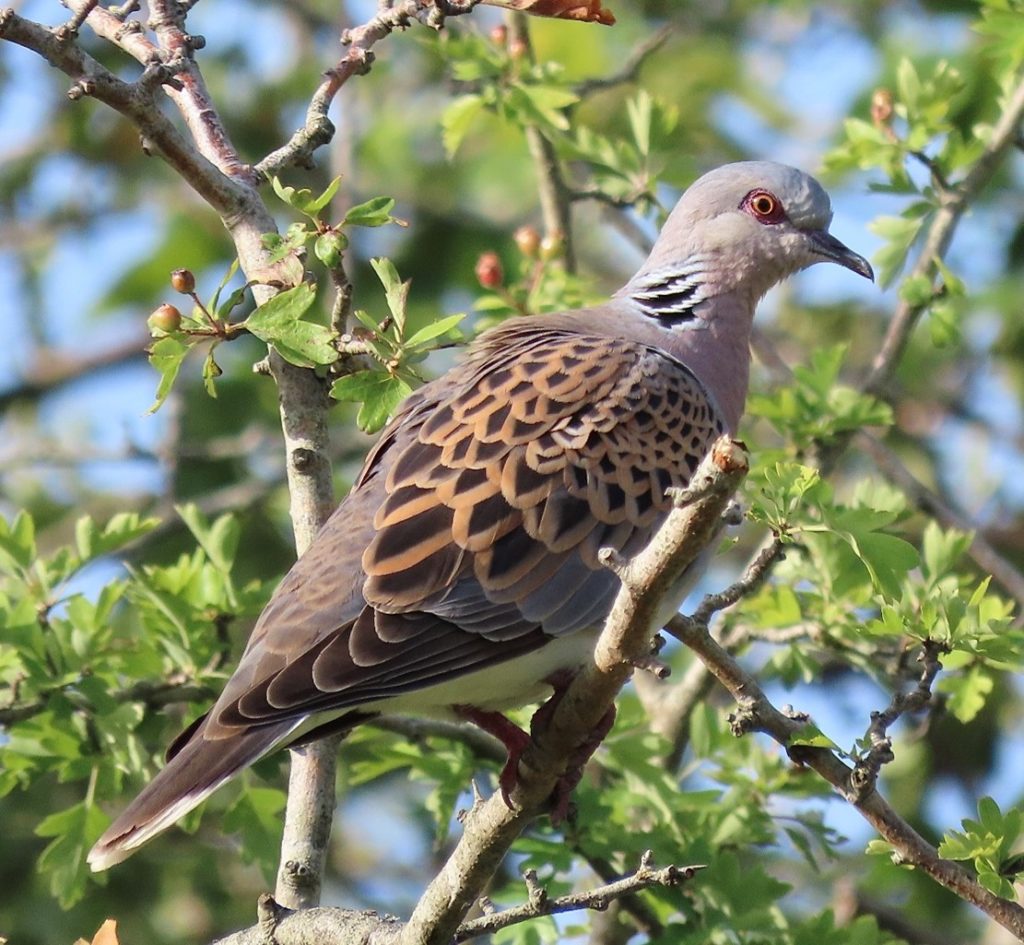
[454,704,531,807]
[456,677,617,818]
[547,703,616,824]
[528,672,617,824]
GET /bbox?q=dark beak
[808,230,874,281]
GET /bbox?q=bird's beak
[808,230,874,281]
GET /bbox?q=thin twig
[849,639,947,801]
[573,25,672,97]
[863,68,1024,396]
[454,852,703,941]
[690,535,786,625]
[256,0,479,179]
[54,0,100,41]
[507,13,576,273]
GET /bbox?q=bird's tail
[87,717,300,872]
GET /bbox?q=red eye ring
[742,189,785,224]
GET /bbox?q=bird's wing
[203,320,727,733]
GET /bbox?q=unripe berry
[315,231,348,268]
[508,38,528,60]
[148,303,182,335]
[474,252,504,289]
[170,268,196,294]
[513,225,540,259]
[870,88,894,128]
[539,232,564,262]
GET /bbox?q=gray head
[625,161,872,310]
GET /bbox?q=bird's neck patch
[626,262,710,329]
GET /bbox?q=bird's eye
[742,189,785,224]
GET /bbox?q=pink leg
[454,705,531,807]
[457,670,618,822]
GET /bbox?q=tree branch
[863,68,1024,397]
[0,334,150,410]
[507,13,576,272]
[665,614,1024,940]
[1,1,345,910]
[454,852,703,941]
[0,675,213,727]
[573,24,671,97]
[849,639,946,801]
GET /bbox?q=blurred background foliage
[2,0,1024,943]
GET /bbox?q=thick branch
[0,8,252,216]
[148,0,252,181]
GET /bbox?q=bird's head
[630,161,873,310]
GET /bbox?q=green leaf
[442,95,485,158]
[869,212,927,287]
[626,89,653,156]
[330,370,413,433]
[209,257,242,315]
[0,510,37,571]
[507,83,578,132]
[147,334,189,414]
[788,723,840,751]
[896,58,921,110]
[938,665,993,723]
[305,176,342,215]
[175,504,240,575]
[370,257,410,335]
[74,512,159,563]
[246,283,337,368]
[842,530,919,600]
[202,347,222,398]
[272,177,339,219]
[404,313,466,349]
[35,797,108,908]
[223,786,287,877]
[343,196,397,228]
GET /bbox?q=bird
[88,161,872,871]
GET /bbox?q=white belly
[362,627,602,720]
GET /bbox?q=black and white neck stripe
[626,262,710,328]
